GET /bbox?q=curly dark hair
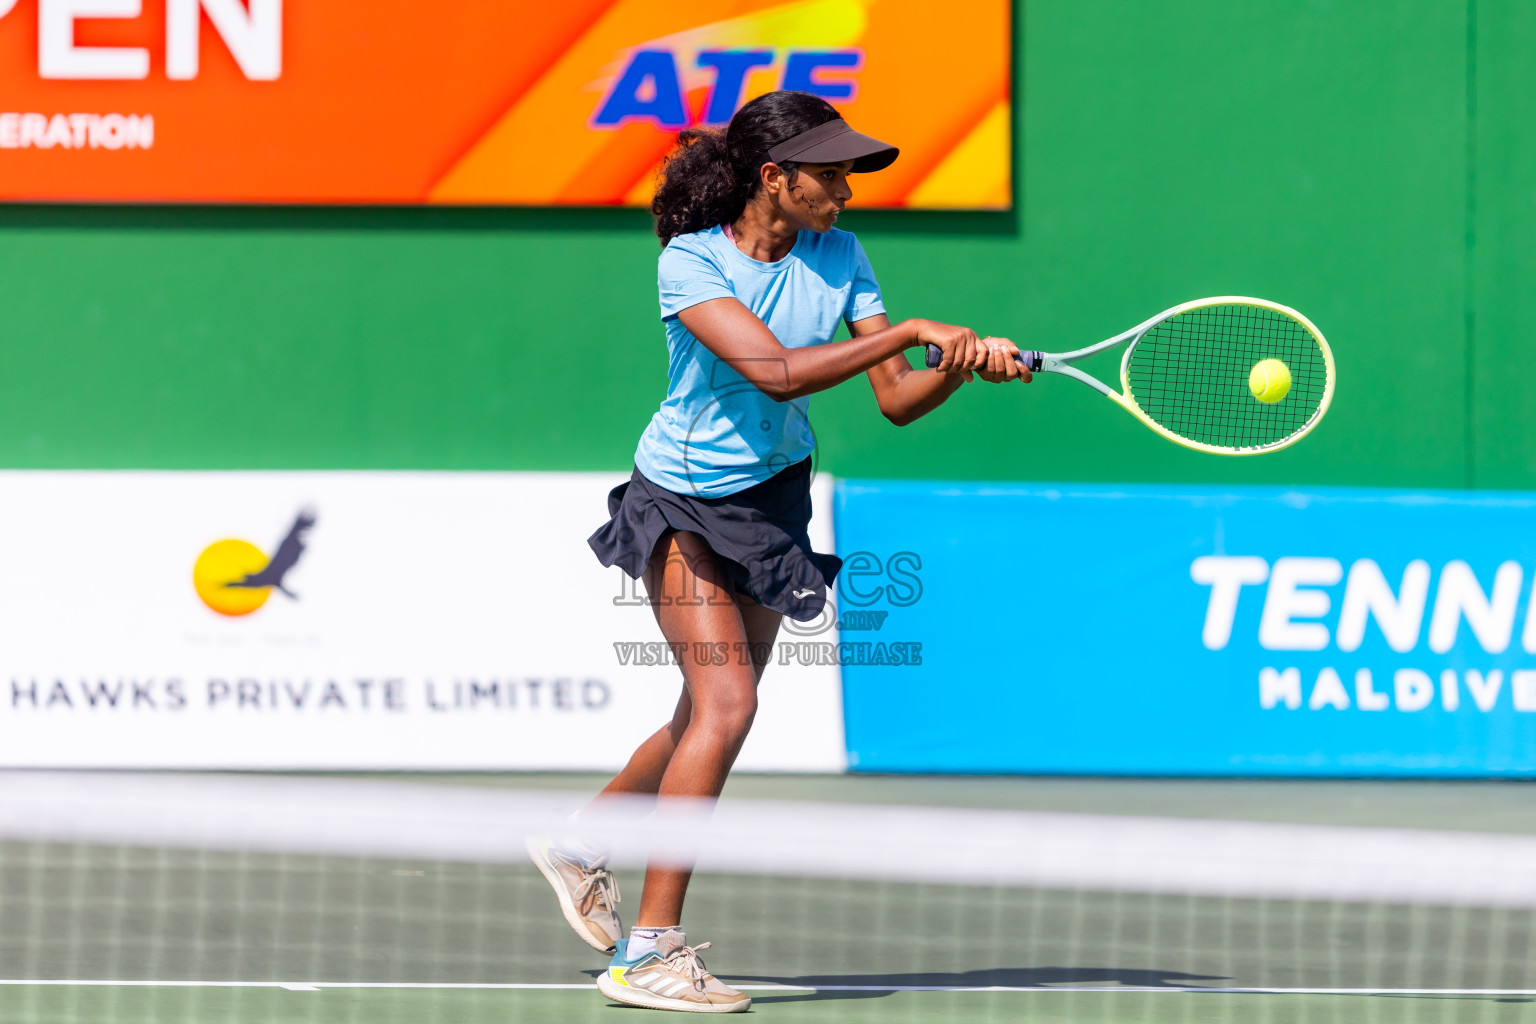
[651,90,842,246]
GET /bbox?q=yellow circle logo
[193,539,272,617]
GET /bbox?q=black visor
[765,118,899,173]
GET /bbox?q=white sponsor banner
[0,471,846,771]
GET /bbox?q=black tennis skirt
[587,457,841,622]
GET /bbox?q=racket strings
[1125,305,1328,451]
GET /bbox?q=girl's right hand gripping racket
[925,296,1336,455]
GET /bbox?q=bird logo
[192,508,316,617]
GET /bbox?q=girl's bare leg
[597,533,780,801]
[593,530,781,927]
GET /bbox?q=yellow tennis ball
[1249,359,1292,403]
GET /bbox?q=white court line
[0,980,1533,996]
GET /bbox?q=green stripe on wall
[0,2,1505,489]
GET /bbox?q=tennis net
[2,771,1534,1023]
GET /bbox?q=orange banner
[0,0,1010,207]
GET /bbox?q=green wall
[0,1,1524,489]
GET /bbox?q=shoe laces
[570,856,619,914]
[663,941,714,992]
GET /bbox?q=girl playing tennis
[530,89,1028,1013]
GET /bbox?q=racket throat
[1045,358,1117,398]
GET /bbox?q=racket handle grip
[924,345,1042,372]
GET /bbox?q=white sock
[627,926,679,959]
[555,836,608,868]
[554,813,608,868]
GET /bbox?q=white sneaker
[526,836,623,953]
[597,929,750,1013]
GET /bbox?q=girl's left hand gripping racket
[925,296,1335,455]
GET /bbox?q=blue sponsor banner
[832,481,1536,776]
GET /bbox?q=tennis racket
[924,296,1335,455]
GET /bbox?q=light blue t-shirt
[634,224,885,497]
